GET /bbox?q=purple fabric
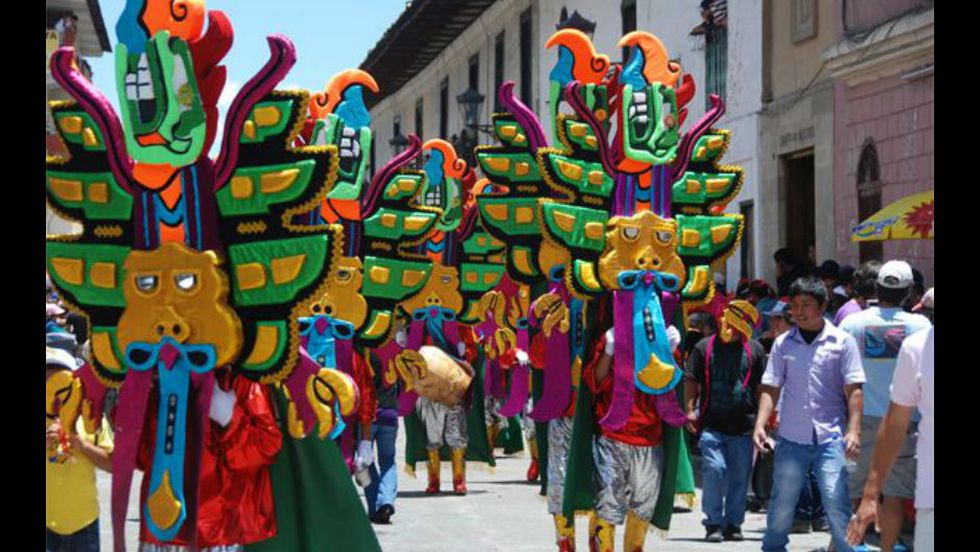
[214,35,296,188]
[498,359,530,418]
[50,48,134,190]
[363,135,422,216]
[111,370,154,552]
[499,81,548,150]
[660,291,679,323]
[566,82,617,176]
[336,338,353,377]
[761,324,866,445]
[395,320,425,416]
[600,290,636,432]
[833,299,862,326]
[284,349,320,433]
[528,284,572,422]
[375,407,400,426]
[654,390,688,428]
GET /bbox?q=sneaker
[371,504,394,524]
[705,525,724,543]
[851,545,872,552]
[791,519,813,533]
[722,525,743,541]
[811,517,830,533]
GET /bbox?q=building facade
[824,0,934,284]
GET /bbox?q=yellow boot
[451,448,467,495]
[591,518,615,552]
[623,511,650,552]
[425,449,440,494]
[553,514,575,551]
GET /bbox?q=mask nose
[154,306,191,343]
[636,247,662,271]
[425,293,442,307]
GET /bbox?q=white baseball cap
[46,346,77,371]
[877,260,914,289]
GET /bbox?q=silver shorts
[520,398,536,440]
[848,415,917,500]
[418,396,468,450]
[593,435,664,524]
[546,416,575,514]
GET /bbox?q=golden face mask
[400,263,464,316]
[719,299,760,343]
[310,256,368,330]
[598,210,687,290]
[116,242,243,366]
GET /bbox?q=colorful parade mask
[719,300,760,343]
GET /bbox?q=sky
[88,0,410,146]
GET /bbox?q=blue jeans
[46,519,99,552]
[795,468,826,524]
[365,422,398,517]
[699,429,753,527]
[762,438,853,552]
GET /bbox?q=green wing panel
[362,208,438,242]
[216,159,317,216]
[361,257,432,301]
[228,234,330,306]
[675,214,742,260]
[46,243,130,307]
[46,170,133,221]
[541,204,607,254]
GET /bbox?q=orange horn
[309,69,379,120]
[618,31,681,89]
[422,138,467,179]
[545,28,609,85]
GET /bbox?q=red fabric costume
[137,373,282,548]
[583,334,664,447]
[352,350,377,426]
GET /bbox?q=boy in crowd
[755,277,865,552]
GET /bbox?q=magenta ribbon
[284,349,320,434]
[528,283,572,422]
[110,370,214,552]
[654,388,689,428]
[395,320,425,416]
[498,325,530,417]
[601,290,638,432]
[76,363,108,431]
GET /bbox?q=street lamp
[388,130,409,157]
[456,86,488,166]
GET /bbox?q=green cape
[560,383,684,532]
[495,415,526,455]
[403,347,495,474]
[245,387,381,552]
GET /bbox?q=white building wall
[370,0,767,287]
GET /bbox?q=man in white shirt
[839,260,931,552]
[847,326,933,552]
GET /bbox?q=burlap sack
[413,345,472,406]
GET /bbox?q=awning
[851,190,933,241]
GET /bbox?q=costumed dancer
[46,1,374,549]
[535,29,745,551]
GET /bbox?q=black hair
[852,260,882,300]
[788,276,828,305]
[911,268,925,295]
[839,265,856,286]
[876,284,910,307]
[773,247,796,266]
[748,279,774,299]
[688,311,717,333]
[817,260,841,282]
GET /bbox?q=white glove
[457,341,467,358]
[354,439,375,470]
[666,325,681,352]
[604,329,615,357]
[515,349,529,367]
[395,329,408,348]
[209,385,236,428]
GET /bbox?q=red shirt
[351,350,377,426]
[137,374,282,548]
[583,335,663,447]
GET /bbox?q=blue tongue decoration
[299,315,356,440]
[125,337,216,542]
[414,306,454,352]
[618,270,682,395]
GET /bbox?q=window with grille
[857,139,883,263]
[705,26,727,109]
[439,78,449,138]
[520,9,532,105]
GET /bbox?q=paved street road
[99,422,834,551]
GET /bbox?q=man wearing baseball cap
[839,261,931,552]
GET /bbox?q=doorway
[782,151,815,267]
